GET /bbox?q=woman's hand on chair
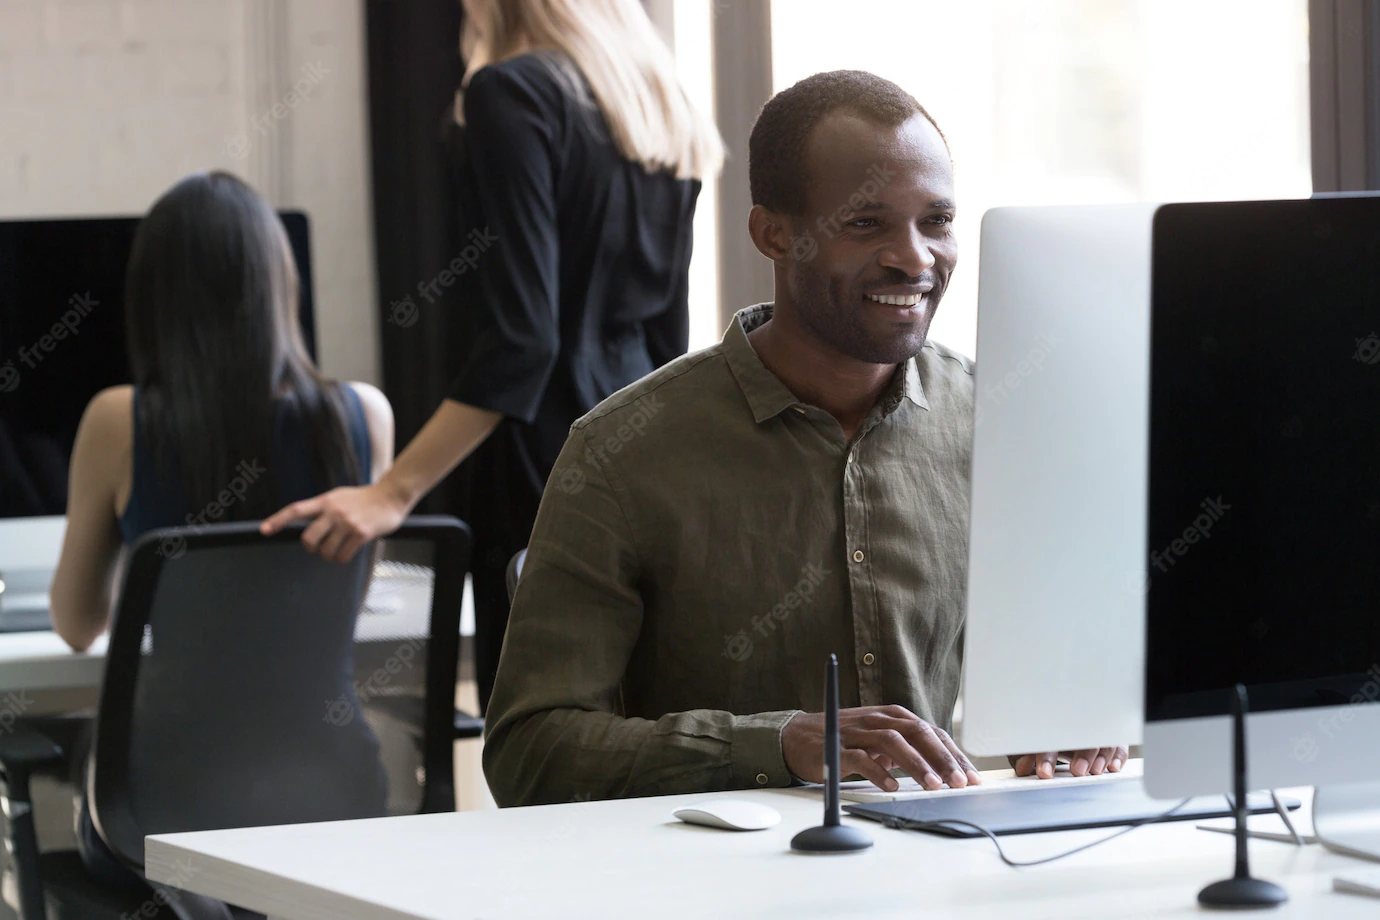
[260,480,411,562]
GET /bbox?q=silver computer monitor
[959,202,1157,758]
[1143,198,1380,858]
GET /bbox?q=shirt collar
[721,303,929,424]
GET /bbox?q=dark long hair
[124,171,361,519]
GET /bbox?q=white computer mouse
[672,799,782,831]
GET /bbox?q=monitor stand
[1313,782,1380,861]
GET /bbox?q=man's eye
[927,214,954,225]
[847,217,880,229]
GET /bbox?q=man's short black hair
[748,70,944,216]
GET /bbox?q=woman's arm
[49,387,131,651]
[348,381,396,481]
[259,398,500,561]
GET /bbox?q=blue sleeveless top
[118,385,372,543]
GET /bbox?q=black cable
[884,797,1193,868]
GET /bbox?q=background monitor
[1144,197,1380,799]
[959,203,1156,758]
[0,212,315,573]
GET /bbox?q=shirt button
[755,772,769,785]
[852,550,865,563]
[862,652,875,665]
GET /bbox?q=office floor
[454,679,495,811]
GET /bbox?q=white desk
[146,781,1379,919]
[0,632,106,695]
[0,568,477,701]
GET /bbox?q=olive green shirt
[484,304,975,806]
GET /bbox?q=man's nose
[879,227,938,278]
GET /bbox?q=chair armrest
[0,724,64,778]
[454,709,484,740]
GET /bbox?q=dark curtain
[364,0,474,518]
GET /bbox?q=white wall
[0,0,379,384]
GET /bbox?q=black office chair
[0,517,471,920]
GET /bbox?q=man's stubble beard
[792,262,938,365]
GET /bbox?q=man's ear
[748,204,796,264]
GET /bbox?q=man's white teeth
[866,293,926,306]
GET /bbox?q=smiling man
[482,70,1125,806]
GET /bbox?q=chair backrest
[88,517,470,868]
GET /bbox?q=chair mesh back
[101,534,440,861]
[350,538,439,816]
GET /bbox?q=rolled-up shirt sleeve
[482,422,801,806]
[448,65,561,423]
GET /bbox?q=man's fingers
[1035,751,1058,780]
[1091,746,1120,775]
[261,498,323,534]
[900,721,969,788]
[843,748,898,792]
[1012,754,1037,777]
[1108,746,1129,772]
[1068,748,1098,777]
[935,729,982,784]
[860,727,947,790]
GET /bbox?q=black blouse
[449,53,700,503]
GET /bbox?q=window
[768,0,1310,358]
[672,0,723,350]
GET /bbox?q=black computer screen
[0,213,315,519]
[1145,197,1380,721]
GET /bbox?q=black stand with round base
[1198,877,1288,909]
[791,823,874,853]
[1198,685,1288,910]
[790,654,874,855]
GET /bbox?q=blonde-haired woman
[263,0,722,707]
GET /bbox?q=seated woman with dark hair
[50,170,393,651]
[46,170,393,886]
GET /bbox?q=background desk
[147,783,1375,919]
[0,633,106,718]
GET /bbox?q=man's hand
[781,705,982,793]
[1011,746,1129,780]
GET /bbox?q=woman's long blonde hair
[458,0,723,180]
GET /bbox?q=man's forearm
[483,706,802,806]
